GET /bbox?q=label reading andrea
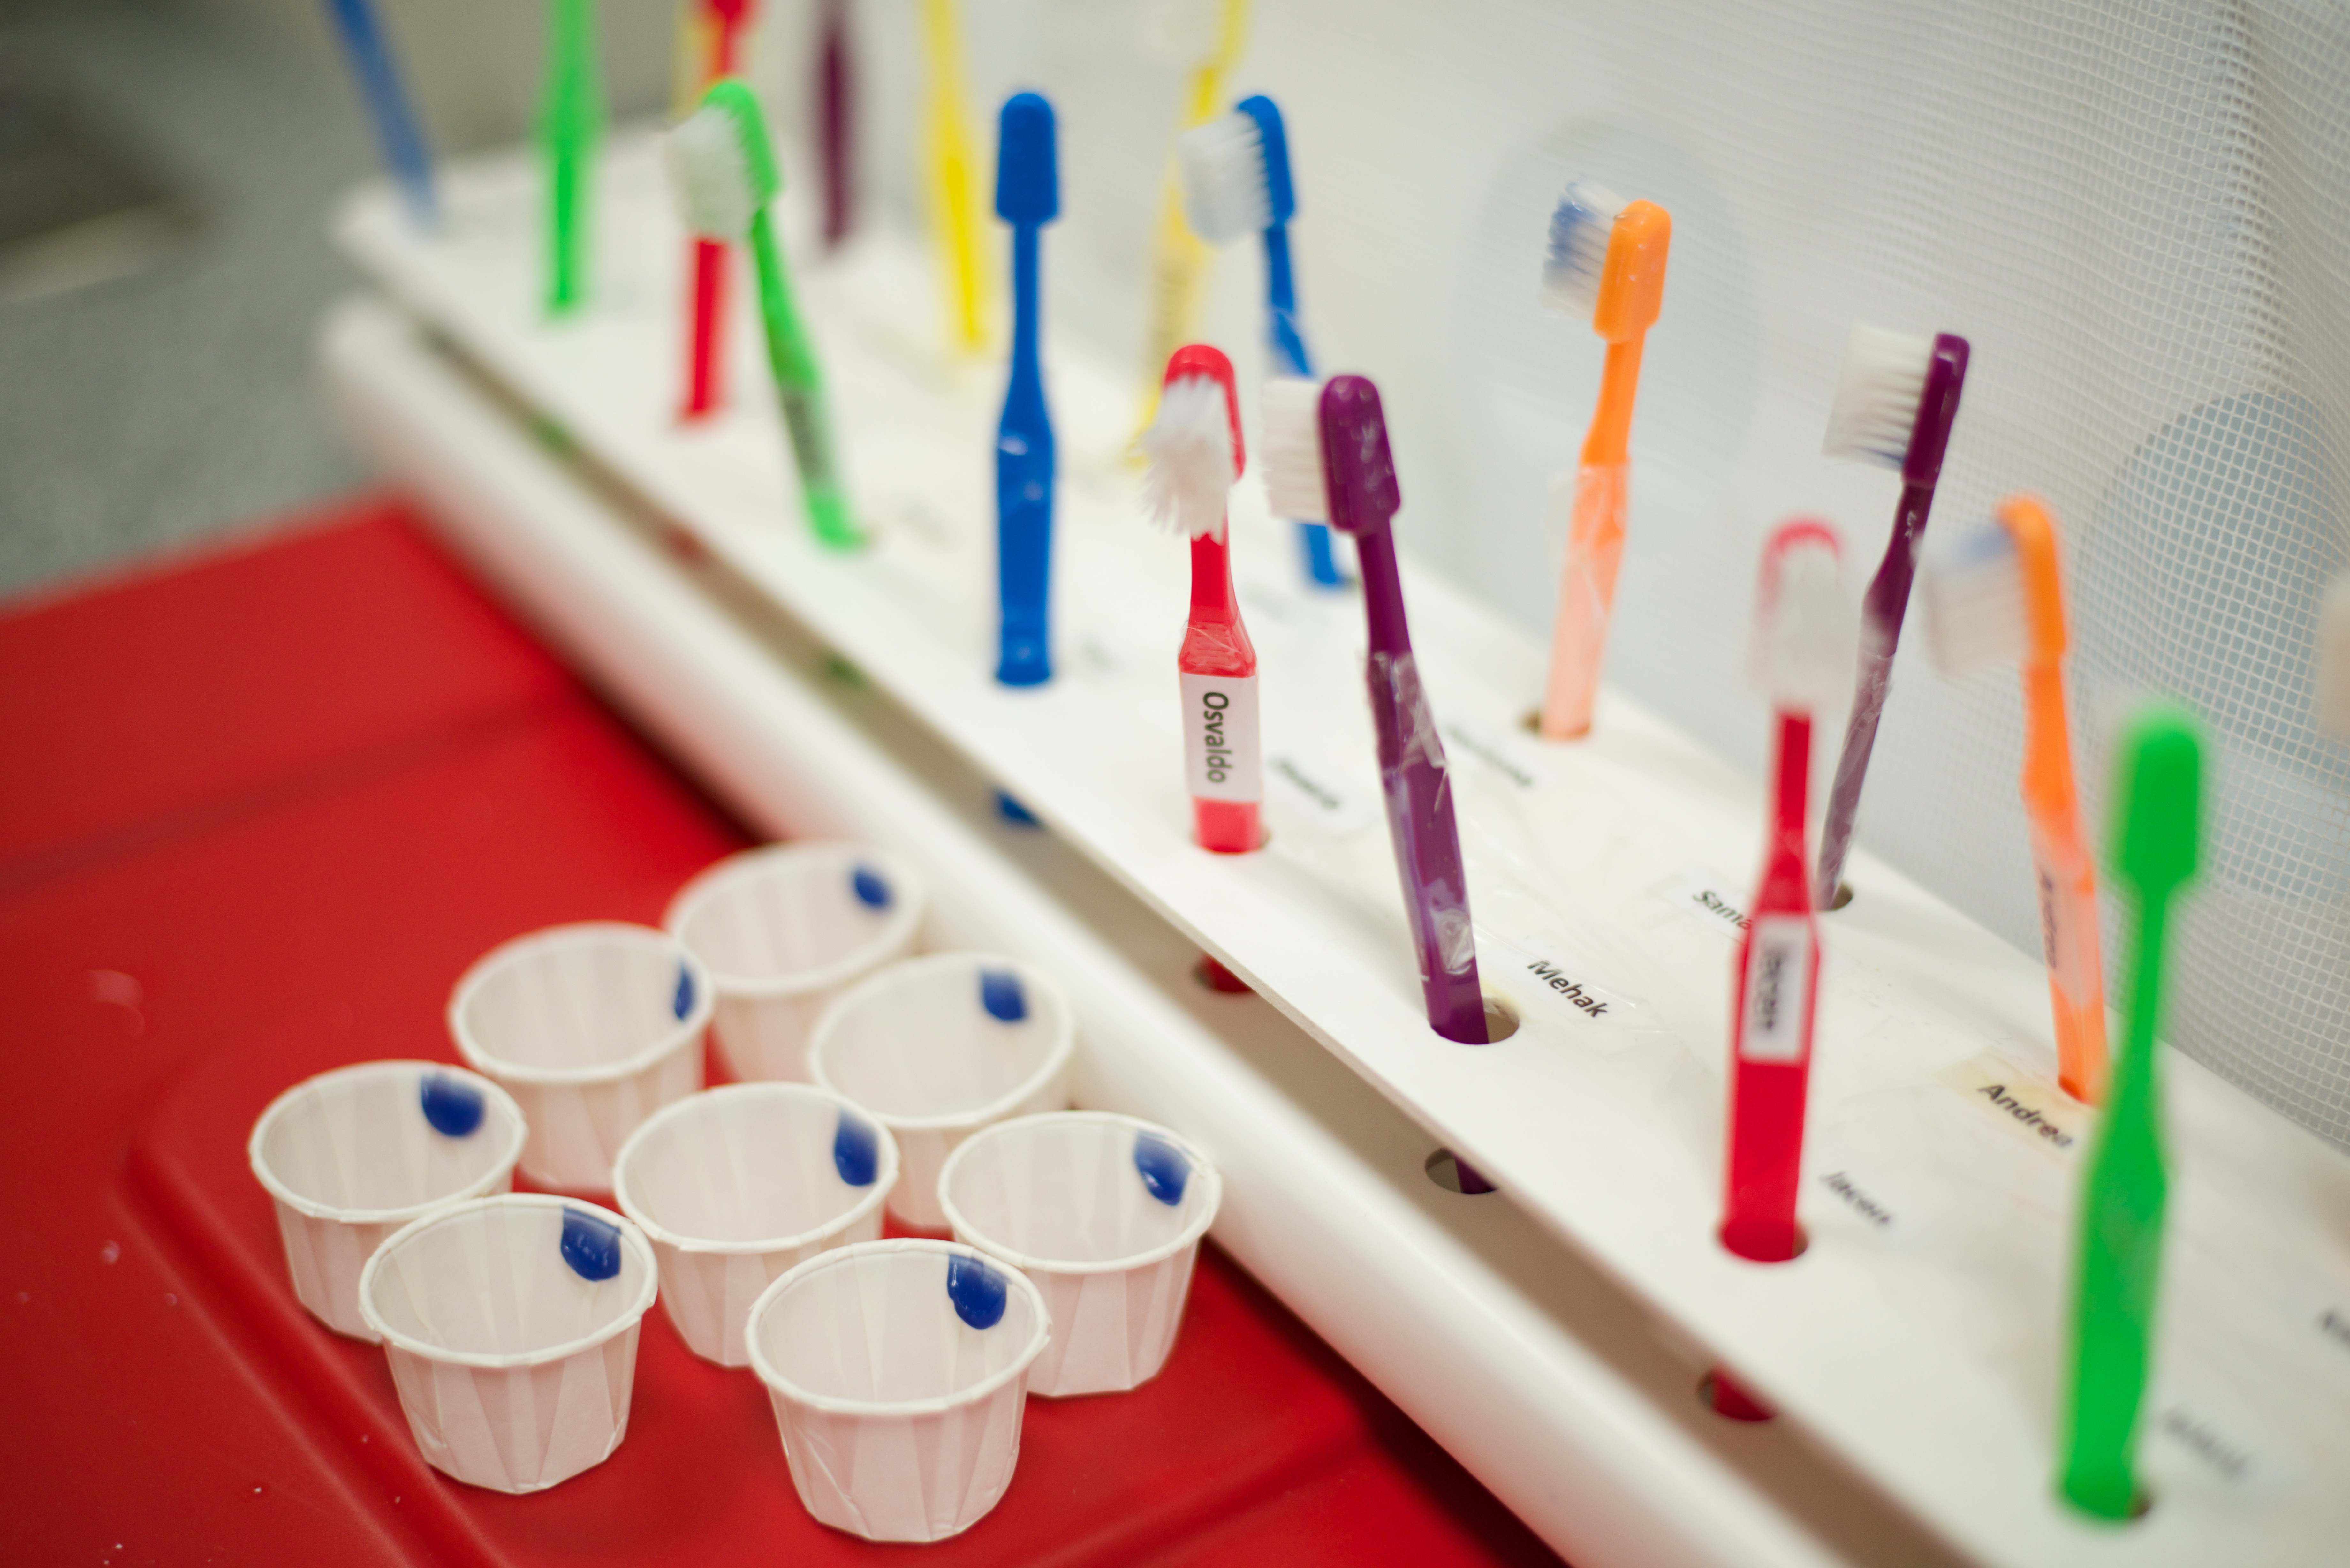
[1181,673,1261,803]
[1738,915,1813,1064]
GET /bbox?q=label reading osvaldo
[1738,914,1814,1064]
[1181,673,1261,803]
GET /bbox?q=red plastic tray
[0,497,1564,1566]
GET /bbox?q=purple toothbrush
[1262,374,1490,1044]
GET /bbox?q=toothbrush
[1922,496,2110,1102]
[818,0,853,248]
[918,0,984,350]
[2315,569,2350,740]
[666,79,861,550]
[1811,325,1971,907]
[680,0,754,419]
[1142,344,1261,853]
[1535,182,1672,740]
[322,0,437,228]
[540,0,605,315]
[1262,374,1489,1042]
[1134,0,1250,435]
[1176,94,1344,588]
[1721,520,1849,1263]
[994,92,1059,686]
[2059,701,2203,1521]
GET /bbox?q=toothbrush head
[664,78,779,241]
[995,92,1059,226]
[1822,326,1970,486]
[1143,0,1232,65]
[1922,495,2068,678]
[1259,376,1328,524]
[1316,374,1402,538]
[1142,344,1244,540]
[1753,519,1853,712]
[1177,94,1294,243]
[2319,570,2350,740]
[1542,183,1670,343]
[2109,700,2203,900]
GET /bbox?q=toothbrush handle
[1723,712,1819,1263]
[1814,479,1935,904]
[1537,461,1628,739]
[2061,893,2170,1518]
[325,0,436,225]
[749,215,859,549]
[1262,224,1343,588]
[919,0,982,348]
[1357,533,1486,1042]
[684,238,726,417]
[997,226,1053,684]
[818,0,852,247]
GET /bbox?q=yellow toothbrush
[920,0,985,351]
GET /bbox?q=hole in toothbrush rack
[1700,1370,1776,1423]
[1424,1149,1498,1195]
[1717,1222,1809,1263]
[1827,880,1855,911]
[1480,996,1520,1043]
[1518,707,1589,742]
[1192,955,1253,994]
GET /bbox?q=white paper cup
[746,1239,1051,1542]
[611,1083,898,1367]
[807,954,1076,1227]
[247,1060,529,1342]
[938,1113,1220,1397]
[448,923,714,1191]
[358,1194,658,1493]
[664,844,928,1083]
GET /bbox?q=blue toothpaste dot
[419,1072,485,1138]
[994,790,1041,827]
[947,1253,1007,1330]
[671,964,696,1021]
[850,864,893,909]
[1133,1132,1190,1206]
[559,1209,623,1282]
[979,969,1027,1022]
[833,1110,879,1187]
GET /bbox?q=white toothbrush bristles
[1922,526,2029,678]
[2317,570,2350,739]
[1177,110,1271,244]
[1142,0,1224,64]
[664,104,760,241]
[1258,377,1328,524]
[1822,323,1935,468]
[1540,180,1626,316]
[1142,375,1238,539]
[1756,536,1853,712]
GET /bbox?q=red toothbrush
[1141,344,1260,855]
[683,0,756,420]
[1722,519,1849,1263]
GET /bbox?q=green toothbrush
[540,0,604,314]
[666,79,861,550]
[2058,700,2203,1520]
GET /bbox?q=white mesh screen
[762,0,2350,1147]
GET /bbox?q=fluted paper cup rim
[807,953,1077,1133]
[611,1082,899,1255]
[247,1059,529,1226]
[356,1194,659,1369]
[936,1112,1221,1278]
[447,922,715,1087]
[663,842,928,1000]
[744,1238,1051,1417]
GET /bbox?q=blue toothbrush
[994,92,1059,686]
[322,0,437,228]
[1177,93,1344,588]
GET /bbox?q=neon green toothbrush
[2058,700,2203,1520]
[665,79,861,550]
[540,0,604,314]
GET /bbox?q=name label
[1181,673,1261,802]
[1662,868,1753,940]
[1937,1055,2086,1157]
[1440,723,1540,790]
[1738,915,1813,1063]
[1818,1169,1894,1228]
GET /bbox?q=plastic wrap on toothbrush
[1370,648,1478,994]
